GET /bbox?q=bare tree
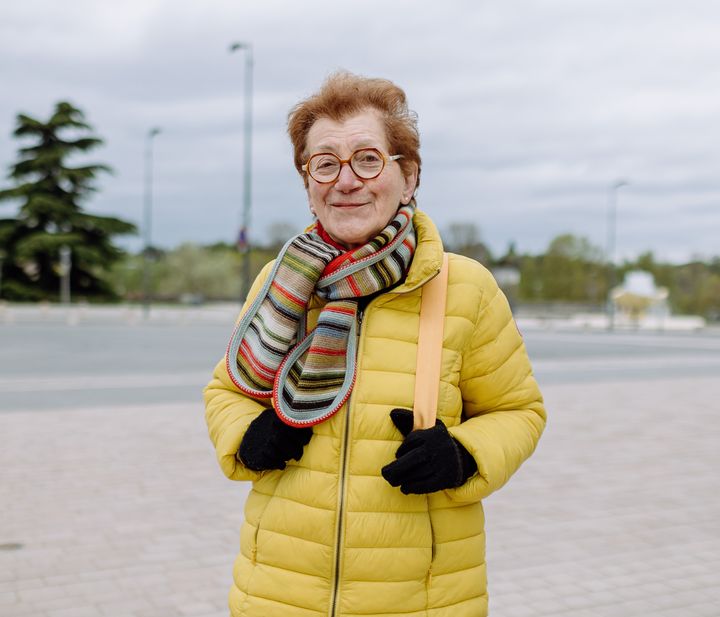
[443,221,493,264]
[266,222,299,251]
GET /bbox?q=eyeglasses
[302,147,403,184]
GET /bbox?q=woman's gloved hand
[237,408,313,471]
[381,408,477,495]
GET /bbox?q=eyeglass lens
[308,148,385,181]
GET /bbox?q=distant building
[611,270,670,323]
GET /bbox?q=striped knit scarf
[226,204,416,426]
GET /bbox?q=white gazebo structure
[611,270,670,322]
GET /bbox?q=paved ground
[485,376,719,617]
[1,315,719,616]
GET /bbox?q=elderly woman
[204,72,546,617]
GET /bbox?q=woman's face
[304,109,418,249]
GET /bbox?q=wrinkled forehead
[305,108,389,156]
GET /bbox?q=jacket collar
[388,209,445,294]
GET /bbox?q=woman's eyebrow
[311,140,379,154]
[311,143,339,153]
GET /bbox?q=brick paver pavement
[1,376,718,616]
[485,376,719,617]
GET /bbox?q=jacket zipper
[329,307,364,617]
[327,264,441,615]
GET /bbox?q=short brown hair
[287,71,421,188]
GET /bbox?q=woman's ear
[401,163,419,205]
[306,187,317,217]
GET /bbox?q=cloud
[1,0,719,262]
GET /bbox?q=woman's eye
[314,158,337,170]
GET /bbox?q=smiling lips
[331,202,368,208]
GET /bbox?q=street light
[229,41,254,301]
[606,178,629,331]
[59,245,71,304]
[142,127,161,318]
[0,248,6,300]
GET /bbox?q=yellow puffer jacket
[204,210,546,617]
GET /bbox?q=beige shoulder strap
[413,253,449,430]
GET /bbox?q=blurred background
[1,2,718,617]
[1,0,718,324]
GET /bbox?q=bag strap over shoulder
[413,253,449,430]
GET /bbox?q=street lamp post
[59,245,72,304]
[0,249,6,300]
[606,179,629,331]
[229,41,254,302]
[142,127,161,318]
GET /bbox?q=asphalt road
[1,321,719,412]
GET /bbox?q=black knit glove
[381,408,477,495]
[237,408,313,471]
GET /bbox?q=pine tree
[0,101,136,301]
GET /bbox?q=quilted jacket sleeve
[445,263,546,503]
[203,261,275,482]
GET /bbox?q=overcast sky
[1,0,718,262]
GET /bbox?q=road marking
[532,355,720,372]
[0,372,211,393]
[525,330,720,351]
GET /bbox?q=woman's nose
[334,163,362,192]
